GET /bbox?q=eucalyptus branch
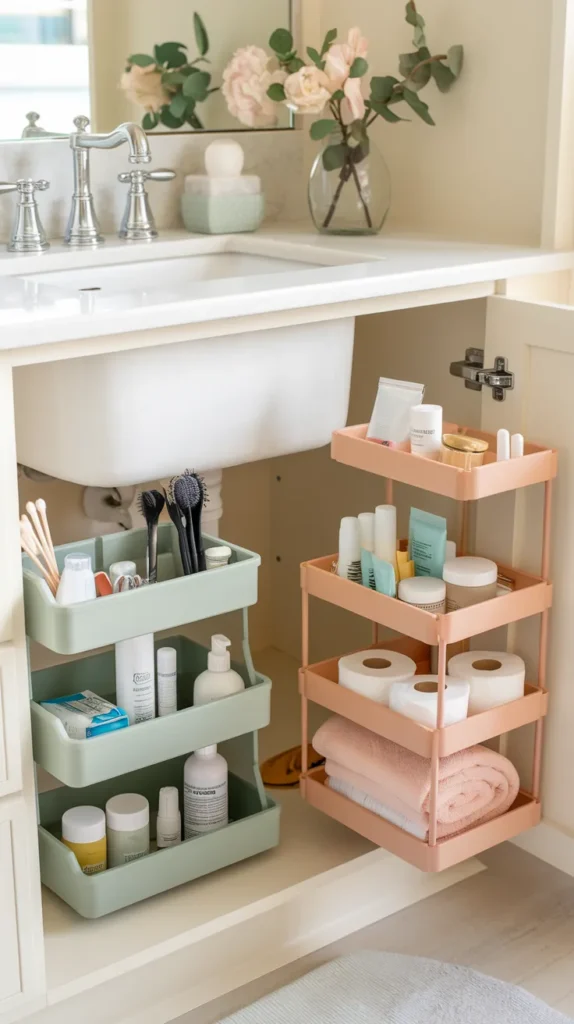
[400,52,447,87]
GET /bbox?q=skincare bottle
[56,553,96,606]
[205,545,232,570]
[61,805,106,875]
[157,646,177,717]
[115,634,155,725]
[105,793,150,867]
[358,512,375,589]
[183,745,228,839]
[443,556,498,611]
[338,517,361,583]
[409,404,443,459]
[193,635,245,705]
[408,508,447,578]
[156,786,181,848]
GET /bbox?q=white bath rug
[218,950,572,1023]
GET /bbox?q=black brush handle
[148,522,158,584]
[185,515,199,574]
[165,497,192,575]
[192,477,206,572]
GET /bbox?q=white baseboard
[513,819,574,877]
[28,850,483,1024]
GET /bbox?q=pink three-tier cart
[299,421,556,872]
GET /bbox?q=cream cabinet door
[477,294,574,833]
[0,796,45,1022]
[0,644,22,798]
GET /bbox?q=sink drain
[79,286,102,292]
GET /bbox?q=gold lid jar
[440,433,489,469]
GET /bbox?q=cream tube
[375,505,396,564]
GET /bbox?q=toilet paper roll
[389,676,470,726]
[338,649,417,705]
[447,650,525,714]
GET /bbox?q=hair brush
[173,472,203,574]
[137,488,165,583]
[163,487,192,575]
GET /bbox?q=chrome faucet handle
[73,114,91,132]
[117,168,176,241]
[0,178,50,252]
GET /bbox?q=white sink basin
[14,248,355,486]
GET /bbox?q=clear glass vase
[308,132,391,236]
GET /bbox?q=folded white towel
[327,775,427,840]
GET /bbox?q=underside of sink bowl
[14,318,355,486]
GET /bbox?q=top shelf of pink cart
[331,423,557,501]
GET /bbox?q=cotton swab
[25,501,59,579]
[20,516,59,588]
[20,523,58,595]
[35,499,58,576]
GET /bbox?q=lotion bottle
[183,746,228,839]
[193,635,245,705]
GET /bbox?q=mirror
[0,0,293,141]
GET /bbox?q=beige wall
[313,0,552,245]
[90,0,291,132]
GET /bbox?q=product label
[411,540,432,576]
[131,671,155,723]
[184,780,227,838]
[157,671,177,715]
[124,849,147,863]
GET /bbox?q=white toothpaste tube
[40,690,129,739]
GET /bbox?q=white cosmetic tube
[375,505,397,564]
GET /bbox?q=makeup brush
[173,472,203,574]
[25,500,59,579]
[137,489,165,584]
[20,520,58,595]
[163,487,192,576]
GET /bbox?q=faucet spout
[73,122,151,164]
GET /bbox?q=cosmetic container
[184,745,228,838]
[440,434,488,470]
[115,633,156,725]
[156,786,181,849]
[56,553,96,606]
[367,377,425,446]
[338,517,361,583]
[40,690,128,739]
[511,433,524,458]
[61,806,106,875]
[109,560,137,588]
[374,505,397,564]
[358,512,375,589]
[446,539,457,562]
[181,141,264,234]
[408,508,447,578]
[410,404,443,459]
[497,428,511,461]
[105,793,150,867]
[443,556,498,612]
[398,576,446,614]
[193,635,245,705]
[157,646,177,717]
[205,545,232,570]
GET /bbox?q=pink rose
[222,46,286,128]
[324,27,368,121]
[120,64,169,113]
[284,65,331,115]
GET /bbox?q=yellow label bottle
[62,806,107,874]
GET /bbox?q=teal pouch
[408,508,447,578]
[361,549,376,590]
[372,555,397,597]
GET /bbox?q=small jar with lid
[61,805,106,874]
[398,576,446,614]
[440,433,489,470]
[105,793,150,867]
[442,556,498,611]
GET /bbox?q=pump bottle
[193,635,245,705]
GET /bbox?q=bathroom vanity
[1,225,573,1023]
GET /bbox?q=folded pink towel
[313,716,520,839]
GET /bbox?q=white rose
[284,65,331,115]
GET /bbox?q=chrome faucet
[0,179,50,252]
[65,115,151,248]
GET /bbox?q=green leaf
[183,70,211,101]
[187,109,204,130]
[350,139,369,163]
[310,118,338,141]
[446,44,463,78]
[405,2,418,27]
[267,82,286,102]
[413,24,426,47]
[269,28,293,55]
[127,53,156,67]
[306,46,325,69]
[287,56,305,72]
[154,42,188,67]
[320,28,337,56]
[368,99,404,122]
[349,56,368,78]
[330,88,345,101]
[350,120,367,142]
[193,12,209,56]
[142,111,159,130]
[160,108,184,129]
[370,75,399,103]
[169,92,187,118]
[430,61,455,93]
[322,142,347,171]
[162,68,193,86]
[399,51,418,77]
[402,86,434,124]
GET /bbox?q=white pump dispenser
[193,635,245,706]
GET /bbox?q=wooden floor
[179,843,574,1023]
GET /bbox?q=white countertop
[0,226,572,358]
